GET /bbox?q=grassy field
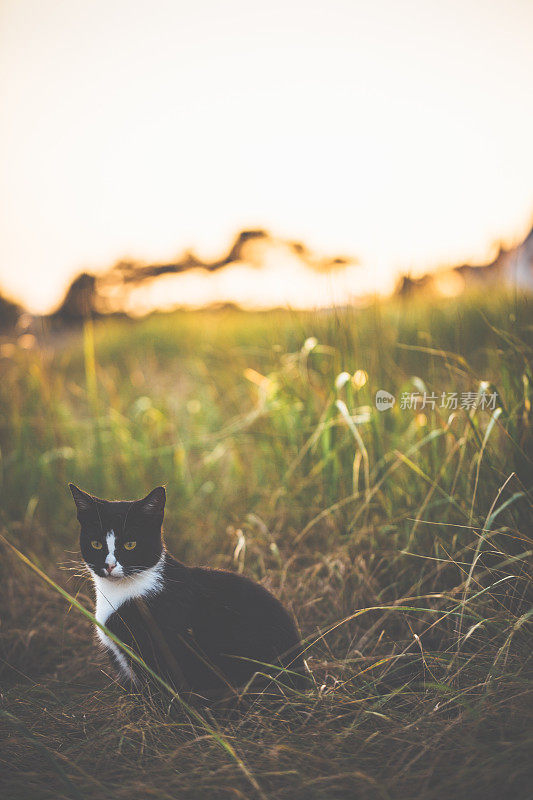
[1,292,532,799]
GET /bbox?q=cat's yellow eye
[124,541,137,550]
[91,540,103,550]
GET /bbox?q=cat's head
[69,484,166,580]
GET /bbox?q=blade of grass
[0,709,85,800]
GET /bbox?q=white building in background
[513,227,533,291]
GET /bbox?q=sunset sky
[1,0,532,312]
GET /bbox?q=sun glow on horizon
[115,249,396,315]
[1,0,532,313]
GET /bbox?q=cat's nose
[105,563,116,574]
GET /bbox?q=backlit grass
[1,291,532,799]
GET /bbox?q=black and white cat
[70,484,306,695]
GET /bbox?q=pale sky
[1,0,532,312]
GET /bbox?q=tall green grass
[0,291,532,799]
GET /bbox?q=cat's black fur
[70,484,306,695]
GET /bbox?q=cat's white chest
[91,558,165,678]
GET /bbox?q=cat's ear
[137,486,166,519]
[69,484,95,517]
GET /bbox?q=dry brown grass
[1,296,533,798]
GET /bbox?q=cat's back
[189,564,294,624]
[188,565,303,662]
